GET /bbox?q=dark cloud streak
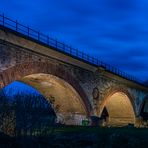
[0,0,148,80]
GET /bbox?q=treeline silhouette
[0,89,56,137]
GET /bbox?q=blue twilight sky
[0,81,40,100]
[3,81,41,96]
[0,0,148,80]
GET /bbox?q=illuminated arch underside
[20,73,87,125]
[103,92,135,126]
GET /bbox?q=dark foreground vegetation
[0,127,148,148]
[0,86,148,148]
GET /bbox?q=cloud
[0,0,148,80]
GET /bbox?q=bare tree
[0,86,57,137]
[0,89,16,136]
[14,93,56,136]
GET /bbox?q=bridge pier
[90,116,100,126]
[134,116,143,127]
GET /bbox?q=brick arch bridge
[0,17,148,126]
[0,61,92,117]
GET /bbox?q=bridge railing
[0,14,144,85]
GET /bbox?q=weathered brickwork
[0,30,148,126]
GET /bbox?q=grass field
[0,126,148,148]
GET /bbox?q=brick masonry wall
[0,39,148,122]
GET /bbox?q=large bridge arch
[0,62,92,121]
[98,87,136,126]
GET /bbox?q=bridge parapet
[0,13,145,86]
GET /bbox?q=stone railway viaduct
[0,15,148,127]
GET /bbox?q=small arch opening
[100,92,135,127]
